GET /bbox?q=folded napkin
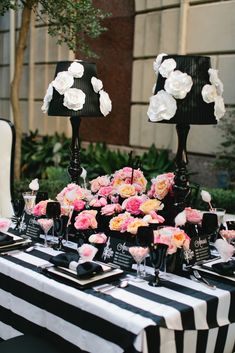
[212,259,235,276]
[49,252,80,268]
[76,262,103,279]
[0,232,15,247]
[49,252,103,279]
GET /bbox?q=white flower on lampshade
[147,90,177,122]
[91,76,103,93]
[159,58,177,78]
[208,68,224,95]
[164,70,193,99]
[63,88,86,111]
[52,71,74,95]
[153,53,167,75]
[214,95,226,120]
[99,90,112,116]
[201,84,217,103]
[201,68,225,121]
[68,61,84,78]
[41,83,53,113]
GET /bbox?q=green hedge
[194,188,235,214]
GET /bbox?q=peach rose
[139,199,163,214]
[127,219,148,235]
[118,184,136,198]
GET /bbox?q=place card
[14,213,43,240]
[188,234,211,265]
[101,236,134,270]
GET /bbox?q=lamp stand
[173,124,191,213]
[68,116,82,184]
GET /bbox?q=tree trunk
[10,3,32,180]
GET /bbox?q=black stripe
[214,325,229,353]
[145,325,160,353]
[175,330,184,353]
[0,306,86,353]
[162,281,219,328]
[29,249,52,261]
[125,284,196,329]
[196,330,208,353]
[0,272,135,350]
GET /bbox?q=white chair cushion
[0,119,14,218]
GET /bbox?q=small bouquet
[153,226,190,254]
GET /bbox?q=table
[0,247,235,353]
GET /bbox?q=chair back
[0,118,15,217]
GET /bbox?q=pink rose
[74,210,98,230]
[72,199,86,211]
[0,218,11,233]
[89,197,107,208]
[98,186,114,198]
[89,232,107,244]
[78,244,98,261]
[101,203,122,216]
[122,196,144,215]
[33,200,48,217]
[185,207,202,224]
[90,175,110,193]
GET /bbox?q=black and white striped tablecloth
[0,248,235,353]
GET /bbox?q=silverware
[191,270,216,290]
[93,280,129,293]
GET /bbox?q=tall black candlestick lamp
[150,55,217,213]
[48,61,103,184]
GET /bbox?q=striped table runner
[0,248,234,353]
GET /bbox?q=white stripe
[205,327,218,353]
[130,280,209,329]
[168,274,231,327]
[0,321,22,340]
[159,327,177,353]
[0,288,123,353]
[223,323,235,353]
[106,286,183,330]
[183,330,198,353]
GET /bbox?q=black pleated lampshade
[48,61,102,117]
[153,55,217,125]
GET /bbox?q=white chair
[0,118,15,218]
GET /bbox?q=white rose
[99,90,112,116]
[164,70,193,99]
[214,95,226,121]
[91,76,103,93]
[29,178,39,191]
[208,68,224,95]
[63,88,86,111]
[147,90,177,122]
[41,82,53,113]
[201,84,217,103]
[68,61,84,78]
[159,58,176,78]
[153,53,167,75]
[52,71,74,95]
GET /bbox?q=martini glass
[37,218,54,247]
[129,246,149,282]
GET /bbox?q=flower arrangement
[153,226,190,254]
[41,60,112,116]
